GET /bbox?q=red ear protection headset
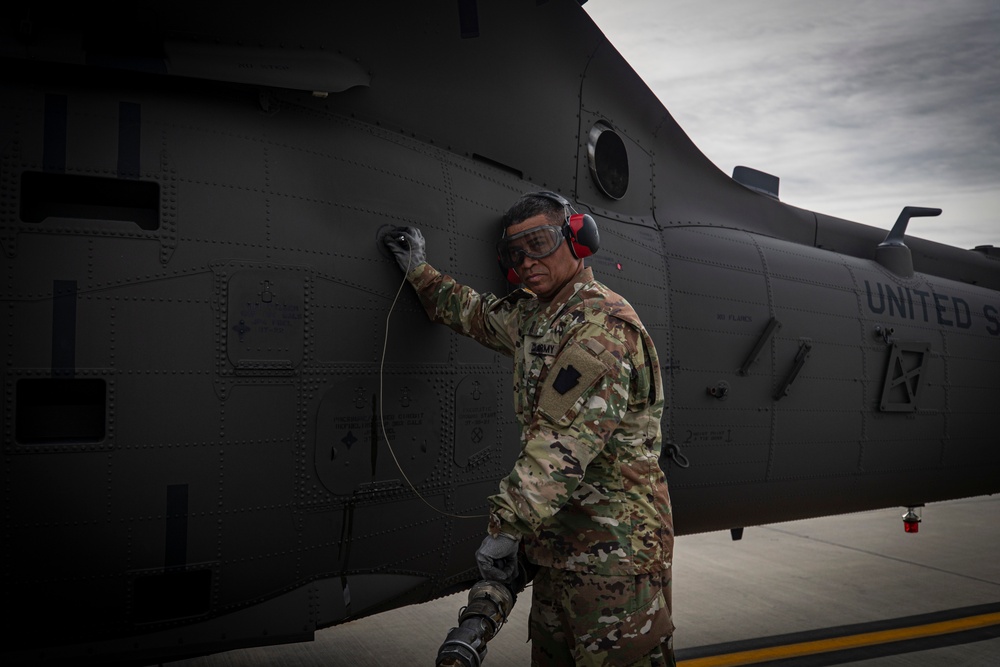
[499,191,600,284]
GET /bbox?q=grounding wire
[379,237,486,520]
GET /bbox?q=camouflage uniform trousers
[528,567,675,667]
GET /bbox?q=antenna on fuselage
[875,206,942,277]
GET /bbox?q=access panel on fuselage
[662,227,775,487]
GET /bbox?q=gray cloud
[586,0,1000,248]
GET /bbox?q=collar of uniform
[546,265,593,311]
[522,266,594,335]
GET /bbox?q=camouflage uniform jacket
[408,263,673,576]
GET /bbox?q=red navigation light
[902,507,922,533]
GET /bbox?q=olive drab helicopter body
[2,1,998,665]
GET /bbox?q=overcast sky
[584,0,999,250]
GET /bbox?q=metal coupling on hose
[435,580,515,667]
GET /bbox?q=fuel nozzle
[436,554,536,667]
[435,580,515,667]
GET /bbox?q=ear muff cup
[566,213,600,259]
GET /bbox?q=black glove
[382,226,427,273]
[475,534,520,585]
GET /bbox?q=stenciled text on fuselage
[864,280,999,335]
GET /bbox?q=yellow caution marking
[679,611,1000,667]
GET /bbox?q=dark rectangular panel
[118,101,142,179]
[132,569,212,623]
[165,485,189,569]
[43,93,68,173]
[457,0,479,38]
[15,378,106,444]
[52,279,77,375]
[20,171,160,230]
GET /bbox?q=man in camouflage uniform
[384,192,674,666]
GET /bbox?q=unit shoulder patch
[552,365,582,395]
[537,339,615,426]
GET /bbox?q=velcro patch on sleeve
[537,340,613,426]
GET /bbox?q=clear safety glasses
[496,225,564,269]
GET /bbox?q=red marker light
[616,262,622,271]
[902,507,922,533]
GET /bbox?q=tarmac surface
[164,494,1000,666]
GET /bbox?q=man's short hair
[501,193,566,233]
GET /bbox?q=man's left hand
[475,534,520,585]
